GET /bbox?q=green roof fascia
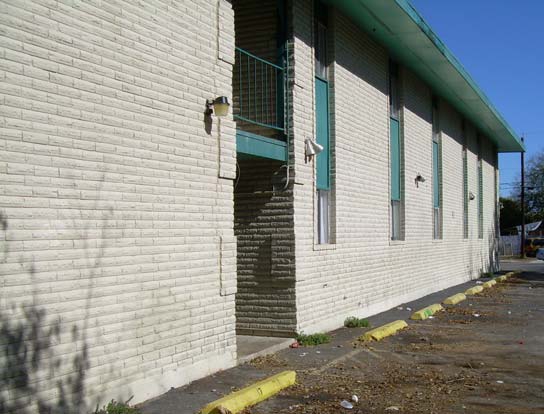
[324,0,524,153]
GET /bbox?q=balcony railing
[233,47,285,133]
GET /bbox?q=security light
[305,139,324,157]
[205,96,230,117]
[415,173,426,187]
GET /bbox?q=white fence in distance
[499,235,520,257]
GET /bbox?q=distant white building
[0,0,523,411]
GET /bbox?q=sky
[410,0,544,198]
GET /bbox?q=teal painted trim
[394,0,522,150]
[462,146,469,238]
[323,0,523,153]
[390,118,401,201]
[234,115,285,132]
[315,77,330,190]
[236,130,287,162]
[478,160,484,239]
[432,141,440,208]
[235,47,284,70]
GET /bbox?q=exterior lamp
[414,173,426,187]
[206,96,230,117]
[305,139,323,157]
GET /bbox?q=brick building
[0,0,523,411]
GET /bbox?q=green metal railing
[234,47,285,132]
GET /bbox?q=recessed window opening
[432,97,442,239]
[314,1,332,244]
[389,61,403,240]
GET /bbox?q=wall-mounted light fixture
[415,173,426,187]
[469,191,475,200]
[305,139,323,159]
[205,96,230,117]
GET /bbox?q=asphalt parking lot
[140,260,544,414]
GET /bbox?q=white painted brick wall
[291,0,500,334]
[0,0,505,410]
[0,0,236,411]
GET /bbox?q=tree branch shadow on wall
[0,193,114,413]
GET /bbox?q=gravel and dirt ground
[140,261,544,414]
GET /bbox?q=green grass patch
[296,332,331,346]
[344,316,370,328]
[94,400,141,414]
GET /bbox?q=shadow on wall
[488,224,499,273]
[0,291,87,413]
[0,202,114,413]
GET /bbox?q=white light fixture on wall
[305,139,323,158]
[469,191,475,200]
[205,96,230,117]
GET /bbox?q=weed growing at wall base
[296,333,331,346]
[344,317,370,328]
[94,400,141,414]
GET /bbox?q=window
[317,190,330,244]
[432,98,442,239]
[389,61,403,240]
[494,150,499,239]
[315,5,328,80]
[315,1,332,244]
[462,121,469,239]
[477,136,483,239]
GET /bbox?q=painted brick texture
[234,158,296,336]
[291,0,501,334]
[0,0,237,411]
[0,0,506,411]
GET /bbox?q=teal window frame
[389,61,403,240]
[432,98,442,239]
[477,136,484,239]
[462,122,469,239]
[315,77,330,191]
[390,118,401,201]
[315,0,332,244]
[432,141,440,208]
[494,150,499,239]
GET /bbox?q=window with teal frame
[389,61,403,240]
[494,150,499,239]
[315,78,330,191]
[432,98,442,239]
[315,0,332,244]
[462,121,469,239]
[477,136,483,239]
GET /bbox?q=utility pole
[520,136,525,258]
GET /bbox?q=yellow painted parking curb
[411,303,443,320]
[482,280,496,288]
[465,285,484,295]
[200,371,296,414]
[361,320,408,341]
[443,293,466,305]
[497,271,517,282]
